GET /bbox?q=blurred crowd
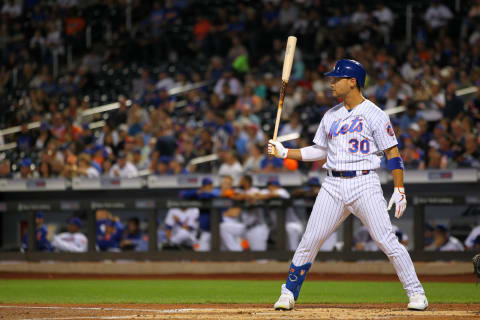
[0,0,480,180]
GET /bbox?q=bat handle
[272,104,282,141]
[273,81,287,141]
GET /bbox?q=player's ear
[350,78,361,90]
[349,78,357,89]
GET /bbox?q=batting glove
[387,187,407,219]
[268,139,288,159]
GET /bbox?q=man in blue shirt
[22,211,52,252]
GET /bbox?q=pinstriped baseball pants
[291,172,425,297]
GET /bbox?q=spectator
[424,0,453,30]
[0,159,12,178]
[109,151,139,178]
[399,102,423,131]
[400,133,425,170]
[155,71,175,91]
[0,0,479,180]
[1,0,22,18]
[350,4,369,28]
[64,153,100,178]
[51,217,87,252]
[372,3,394,42]
[427,225,464,251]
[15,158,38,179]
[278,0,299,28]
[279,112,303,148]
[120,217,148,251]
[16,123,35,152]
[21,211,52,252]
[132,147,149,171]
[456,134,480,168]
[444,82,464,120]
[260,154,284,173]
[218,150,243,176]
[35,122,51,150]
[214,69,242,101]
[243,144,263,173]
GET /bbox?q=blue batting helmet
[324,59,366,88]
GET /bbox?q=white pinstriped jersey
[313,99,398,171]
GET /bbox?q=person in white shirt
[424,0,453,30]
[355,225,408,251]
[164,207,199,247]
[67,153,99,178]
[1,0,22,18]
[214,70,242,101]
[155,71,175,91]
[218,150,243,177]
[431,225,464,251]
[279,112,303,148]
[465,224,480,250]
[350,4,369,27]
[109,151,139,178]
[51,217,88,252]
[220,175,269,251]
[372,3,394,42]
[243,144,264,173]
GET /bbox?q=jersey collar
[342,99,367,118]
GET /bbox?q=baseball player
[165,207,199,248]
[21,211,52,252]
[51,217,88,252]
[268,59,427,311]
[220,175,270,251]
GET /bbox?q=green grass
[0,279,478,304]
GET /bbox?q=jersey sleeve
[165,209,177,228]
[312,117,328,148]
[275,188,291,199]
[187,208,200,229]
[371,111,398,151]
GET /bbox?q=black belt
[327,170,371,178]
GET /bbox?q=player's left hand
[387,187,407,219]
[268,139,288,159]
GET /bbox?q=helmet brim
[324,71,349,77]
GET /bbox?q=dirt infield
[0,272,476,282]
[1,303,479,320]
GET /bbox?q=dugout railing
[0,180,478,262]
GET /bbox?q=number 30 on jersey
[348,138,370,154]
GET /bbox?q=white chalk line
[0,305,209,319]
[0,305,196,313]
[22,316,142,320]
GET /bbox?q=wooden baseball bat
[272,36,297,141]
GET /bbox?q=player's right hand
[268,139,288,159]
[387,187,407,219]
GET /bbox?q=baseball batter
[268,59,428,311]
